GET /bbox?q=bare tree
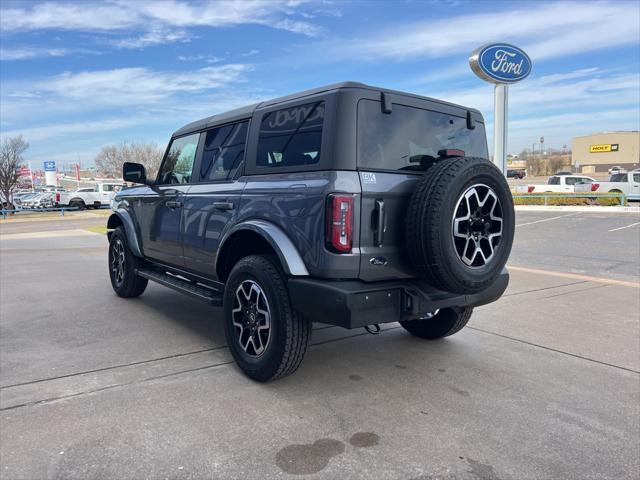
[94,141,164,180]
[0,135,29,208]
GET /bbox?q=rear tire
[400,307,473,339]
[108,227,148,298]
[223,255,311,382]
[70,199,85,210]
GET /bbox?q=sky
[1,0,639,167]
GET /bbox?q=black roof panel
[172,81,481,137]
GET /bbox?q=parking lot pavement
[1,211,639,479]
[511,210,640,282]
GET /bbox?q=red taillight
[527,186,535,193]
[591,183,600,192]
[55,192,60,202]
[326,194,353,253]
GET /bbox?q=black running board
[136,268,223,306]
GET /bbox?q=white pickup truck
[575,171,640,201]
[57,182,123,209]
[520,174,596,194]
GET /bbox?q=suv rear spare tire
[406,157,514,294]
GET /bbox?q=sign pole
[29,162,35,192]
[469,43,531,178]
[493,83,508,175]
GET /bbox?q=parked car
[20,192,55,209]
[106,82,515,381]
[507,169,526,179]
[42,185,66,193]
[608,166,627,175]
[57,183,123,209]
[575,170,640,201]
[523,174,596,193]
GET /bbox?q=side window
[611,173,629,182]
[256,101,324,168]
[548,176,560,185]
[565,177,577,186]
[199,121,248,182]
[633,173,640,183]
[158,133,200,185]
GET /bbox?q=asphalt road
[0,210,639,480]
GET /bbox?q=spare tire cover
[405,157,515,294]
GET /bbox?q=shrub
[512,193,624,206]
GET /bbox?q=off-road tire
[223,255,311,382]
[400,307,473,339]
[405,156,515,294]
[108,227,148,298]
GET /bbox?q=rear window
[548,176,560,185]
[610,173,627,182]
[256,101,324,168]
[357,99,487,171]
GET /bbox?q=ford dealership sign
[469,44,531,84]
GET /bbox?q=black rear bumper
[288,268,509,329]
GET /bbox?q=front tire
[400,307,473,339]
[223,255,311,382]
[108,227,148,298]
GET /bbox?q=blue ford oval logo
[469,44,532,84]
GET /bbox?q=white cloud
[0,47,69,61]
[241,49,260,57]
[33,64,251,105]
[0,0,324,37]
[111,28,191,49]
[178,54,223,63]
[432,70,640,116]
[425,67,640,153]
[337,1,639,61]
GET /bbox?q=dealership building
[572,131,639,173]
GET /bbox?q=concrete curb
[515,205,640,213]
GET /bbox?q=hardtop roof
[172,81,482,137]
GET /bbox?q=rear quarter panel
[237,171,362,278]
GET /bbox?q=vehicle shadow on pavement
[135,287,227,343]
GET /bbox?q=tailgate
[358,171,419,281]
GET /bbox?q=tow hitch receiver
[364,324,381,335]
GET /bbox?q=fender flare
[107,209,143,258]
[217,220,309,276]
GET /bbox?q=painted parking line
[0,229,101,240]
[508,265,640,289]
[515,212,581,228]
[608,222,640,232]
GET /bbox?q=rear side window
[633,173,640,183]
[610,173,626,182]
[565,177,578,186]
[357,99,487,171]
[199,121,248,181]
[548,176,560,185]
[256,101,324,168]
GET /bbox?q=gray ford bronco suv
[107,82,514,381]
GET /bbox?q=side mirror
[123,162,147,184]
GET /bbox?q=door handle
[213,201,234,210]
[374,199,386,247]
[166,200,183,208]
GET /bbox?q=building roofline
[573,131,639,139]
